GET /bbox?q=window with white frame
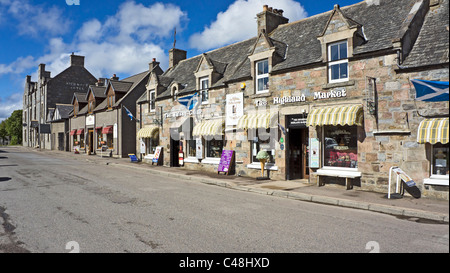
[256,59,269,93]
[200,77,209,103]
[149,90,156,112]
[432,144,449,176]
[328,41,348,83]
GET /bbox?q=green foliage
[1,110,23,145]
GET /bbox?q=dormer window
[200,77,209,104]
[172,86,178,101]
[88,98,95,114]
[328,40,348,83]
[107,94,115,109]
[256,59,269,93]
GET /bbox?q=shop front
[285,114,309,180]
[306,104,364,189]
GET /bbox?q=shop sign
[218,150,234,175]
[86,115,95,126]
[226,93,244,126]
[309,138,320,168]
[196,138,203,159]
[164,109,202,119]
[273,94,306,105]
[288,116,307,128]
[314,87,346,100]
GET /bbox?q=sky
[0,0,362,122]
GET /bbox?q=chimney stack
[70,53,85,67]
[169,48,187,69]
[149,58,160,72]
[257,5,289,35]
[111,74,119,81]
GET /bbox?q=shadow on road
[0,177,11,182]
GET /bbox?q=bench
[316,169,362,190]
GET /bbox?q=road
[0,146,448,254]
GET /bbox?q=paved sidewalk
[35,148,450,224]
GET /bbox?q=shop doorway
[287,115,309,180]
[88,130,94,155]
[170,128,180,167]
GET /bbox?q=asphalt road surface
[0,146,448,253]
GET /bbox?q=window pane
[324,125,357,168]
[188,140,196,157]
[201,79,209,89]
[202,90,209,102]
[257,60,268,75]
[330,44,339,61]
[433,144,449,175]
[207,139,223,158]
[339,63,348,78]
[339,42,347,59]
[330,64,340,80]
[257,78,269,91]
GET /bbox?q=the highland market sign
[255,87,347,106]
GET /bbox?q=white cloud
[189,0,308,51]
[0,55,35,75]
[1,0,70,37]
[0,92,22,121]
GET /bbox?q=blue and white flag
[123,105,135,121]
[412,79,449,102]
[177,92,199,111]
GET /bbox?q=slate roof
[73,92,87,104]
[155,0,447,98]
[55,104,73,119]
[402,0,449,68]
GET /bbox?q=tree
[4,110,23,145]
[0,120,7,145]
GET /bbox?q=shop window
[206,139,223,158]
[250,128,275,163]
[79,134,85,148]
[97,129,103,148]
[106,133,114,149]
[323,125,357,168]
[256,59,269,93]
[145,135,159,155]
[187,139,196,158]
[328,41,348,83]
[200,77,209,104]
[432,144,449,176]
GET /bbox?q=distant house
[23,54,97,149]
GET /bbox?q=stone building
[137,0,448,199]
[69,59,161,158]
[23,54,97,149]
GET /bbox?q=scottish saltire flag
[411,79,449,102]
[123,105,135,121]
[177,92,199,110]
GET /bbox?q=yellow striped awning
[306,105,364,127]
[193,119,224,137]
[237,112,278,129]
[137,126,159,138]
[417,118,449,144]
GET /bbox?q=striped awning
[306,105,363,127]
[69,129,76,136]
[237,112,278,130]
[102,126,113,134]
[193,119,224,137]
[76,129,84,135]
[417,118,448,144]
[137,126,159,139]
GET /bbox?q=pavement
[21,147,450,224]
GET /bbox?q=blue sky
[0,0,361,121]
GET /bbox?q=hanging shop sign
[314,87,347,100]
[226,92,244,127]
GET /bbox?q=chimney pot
[263,5,268,11]
[152,58,156,62]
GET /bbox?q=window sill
[249,92,271,99]
[247,162,278,171]
[322,80,355,90]
[184,157,199,164]
[202,157,221,165]
[424,175,449,186]
[317,167,361,178]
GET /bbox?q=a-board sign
[152,146,162,165]
[218,150,234,175]
[392,167,421,198]
[128,154,138,163]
